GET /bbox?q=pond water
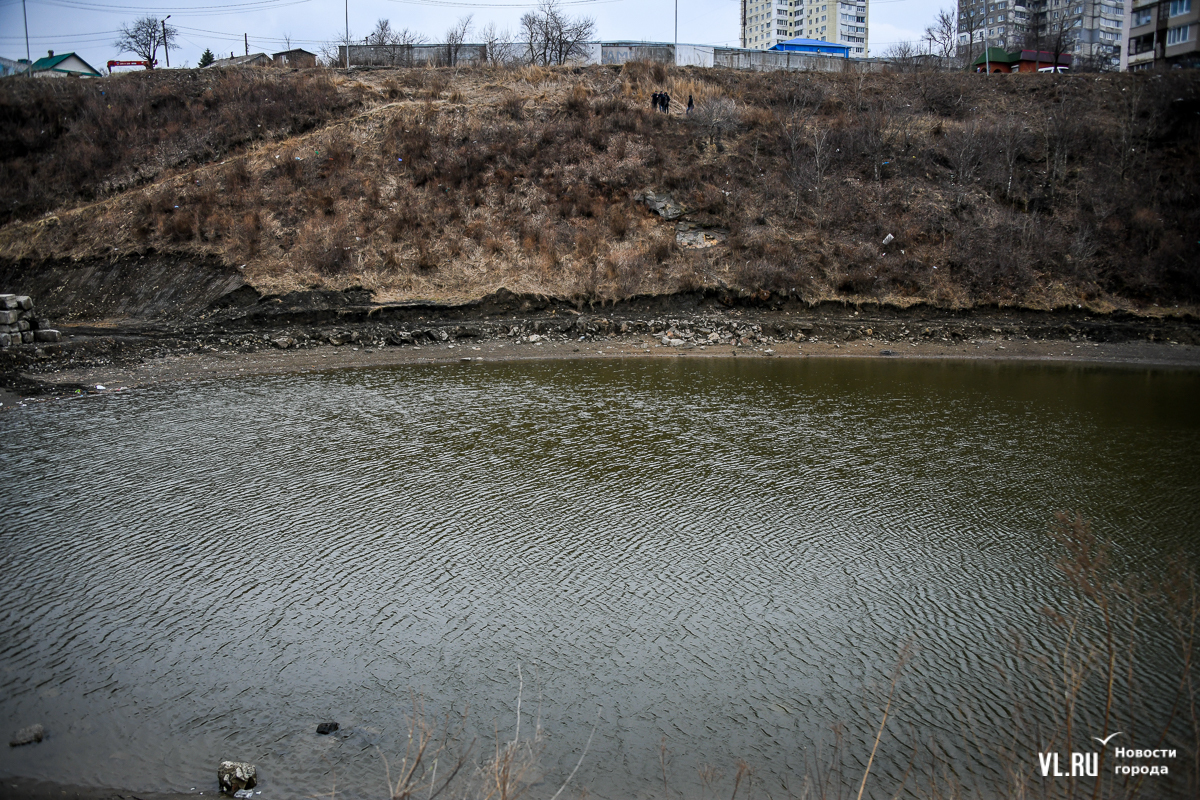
[1,357,1198,799]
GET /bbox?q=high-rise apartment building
[957,0,1035,55]
[1125,0,1198,69]
[957,0,1125,67]
[741,0,869,55]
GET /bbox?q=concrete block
[0,333,10,347]
[21,331,32,343]
[17,320,29,332]
[33,329,61,343]
[15,296,32,310]
[0,294,15,309]
[0,311,16,324]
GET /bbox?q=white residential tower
[741,0,869,54]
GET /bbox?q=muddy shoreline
[2,291,1199,403]
[0,776,197,800]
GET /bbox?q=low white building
[27,51,101,78]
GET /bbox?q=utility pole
[675,0,678,48]
[244,32,248,55]
[21,0,29,69]
[162,15,171,67]
[345,0,350,68]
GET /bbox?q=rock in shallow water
[218,760,257,794]
[316,721,339,735]
[10,724,44,747]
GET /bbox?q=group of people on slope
[650,92,695,115]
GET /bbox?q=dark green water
[1,358,1197,798]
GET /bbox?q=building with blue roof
[771,37,852,57]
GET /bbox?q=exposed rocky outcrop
[218,761,256,795]
[0,294,59,348]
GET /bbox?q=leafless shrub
[1041,88,1080,204]
[691,97,738,148]
[856,102,894,181]
[948,118,985,183]
[607,204,630,239]
[884,41,925,74]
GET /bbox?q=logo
[1038,751,1098,777]
[1039,732,1175,779]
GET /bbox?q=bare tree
[444,14,474,67]
[319,29,356,68]
[1020,20,1045,71]
[958,6,985,70]
[362,18,426,65]
[924,8,958,59]
[1019,14,1074,73]
[366,18,395,45]
[479,21,517,65]
[520,0,596,66]
[1047,23,1072,73]
[114,16,178,66]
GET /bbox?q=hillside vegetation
[1,63,1197,312]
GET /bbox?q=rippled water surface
[2,358,1198,798]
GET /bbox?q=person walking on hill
[651,92,660,111]
[687,94,694,115]
[660,92,670,113]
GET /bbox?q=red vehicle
[107,59,156,73]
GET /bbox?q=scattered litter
[95,385,106,390]
[882,233,894,246]
[234,790,255,799]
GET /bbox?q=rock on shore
[217,761,257,795]
[9,724,44,747]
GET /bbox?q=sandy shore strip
[1,336,1196,409]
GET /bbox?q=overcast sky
[1,0,947,73]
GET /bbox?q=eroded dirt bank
[2,284,1197,404]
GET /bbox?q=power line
[380,0,630,7]
[175,23,325,44]
[0,31,122,40]
[35,0,315,12]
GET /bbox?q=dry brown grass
[1,64,1197,310]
